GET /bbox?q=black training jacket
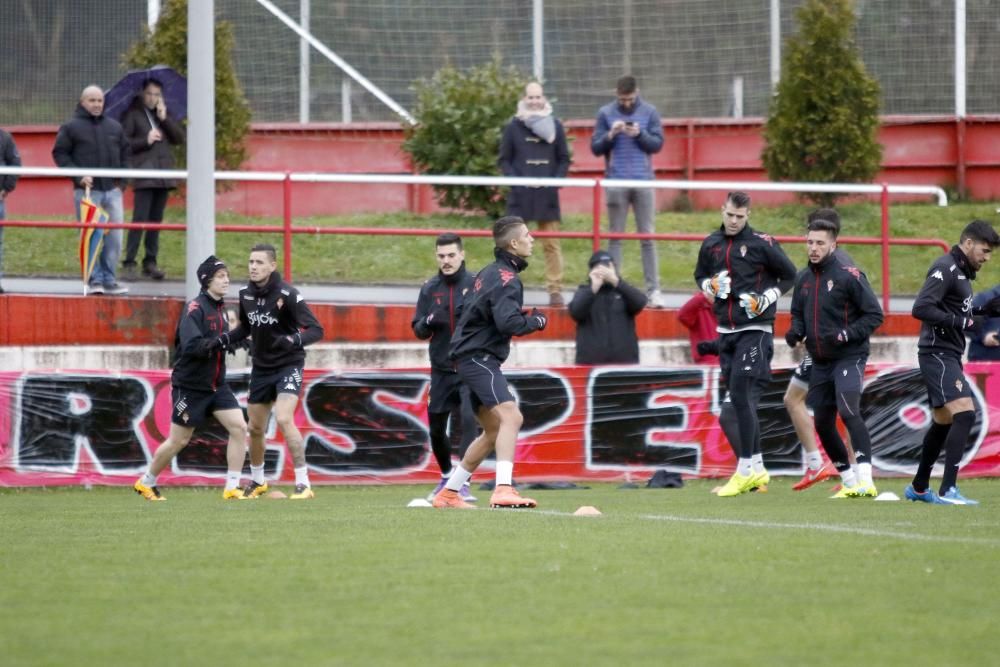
[231,272,324,372]
[52,105,129,190]
[789,254,884,362]
[912,246,978,356]
[0,128,21,194]
[694,223,797,331]
[172,290,230,391]
[449,248,544,362]
[568,279,647,364]
[412,264,476,372]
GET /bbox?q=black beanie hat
[588,250,614,268]
[197,255,227,288]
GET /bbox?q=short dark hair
[960,219,1000,247]
[726,191,751,209]
[436,232,463,250]
[807,208,841,234]
[616,75,637,95]
[493,216,526,248]
[143,78,163,91]
[251,243,277,262]
[807,218,839,239]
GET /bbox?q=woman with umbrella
[120,76,185,281]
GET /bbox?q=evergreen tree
[123,0,251,172]
[762,0,882,206]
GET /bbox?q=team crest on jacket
[740,245,747,257]
[499,269,515,286]
[827,280,834,292]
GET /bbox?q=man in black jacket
[412,232,478,502]
[433,217,548,509]
[694,191,797,497]
[499,82,571,306]
[228,243,325,500]
[121,79,185,281]
[787,218,884,498]
[133,256,247,501]
[906,220,1000,505]
[568,249,647,364]
[52,85,129,295]
[0,127,21,294]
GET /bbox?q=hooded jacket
[913,246,980,356]
[694,223,797,333]
[412,263,476,372]
[121,97,185,190]
[52,105,129,190]
[449,248,544,363]
[171,290,230,391]
[568,254,647,364]
[231,272,324,372]
[788,253,884,362]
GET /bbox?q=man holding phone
[591,75,665,308]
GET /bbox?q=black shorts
[806,355,867,410]
[919,352,972,408]
[249,365,304,405]
[719,330,774,382]
[171,385,240,428]
[790,351,813,389]
[429,369,465,414]
[456,353,515,411]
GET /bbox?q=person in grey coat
[499,82,571,306]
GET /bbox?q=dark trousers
[125,188,170,266]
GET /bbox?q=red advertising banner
[1,363,999,487]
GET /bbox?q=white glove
[700,270,731,300]
[739,287,780,319]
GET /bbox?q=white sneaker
[648,290,665,309]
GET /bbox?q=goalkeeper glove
[700,270,731,300]
[738,287,780,319]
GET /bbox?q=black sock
[912,421,950,492]
[428,411,453,475]
[939,411,975,494]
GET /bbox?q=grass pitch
[2,480,999,666]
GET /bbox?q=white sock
[857,463,873,486]
[294,466,310,487]
[445,465,473,492]
[495,460,514,486]
[737,458,753,477]
[141,471,157,487]
[251,464,265,485]
[805,451,823,470]
[751,453,765,473]
[840,469,858,488]
[224,471,241,491]
[851,464,859,479]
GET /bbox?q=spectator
[499,81,571,306]
[591,75,665,308]
[968,284,1000,361]
[0,127,21,294]
[121,79,185,282]
[568,249,647,364]
[678,291,718,364]
[52,85,129,295]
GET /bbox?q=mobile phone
[624,121,637,128]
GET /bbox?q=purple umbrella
[104,65,187,122]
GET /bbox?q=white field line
[530,509,1000,546]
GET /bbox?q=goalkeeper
[694,191,797,497]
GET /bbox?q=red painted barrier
[8,115,1000,218]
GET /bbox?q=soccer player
[906,220,1000,505]
[412,232,478,502]
[432,216,548,509]
[133,256,247,501]
[228,243,325,500]
[694,191,797,497]
[786,218,884,497]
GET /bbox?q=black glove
[962,315,985,331]
[271,334,299,352]
[210,332,231,351]
[529,308,547,331]
[696,339,719,357]
[426,307,448,327]
[784,330,803,349]
[823,329,850,347]
[226,338,251,356]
